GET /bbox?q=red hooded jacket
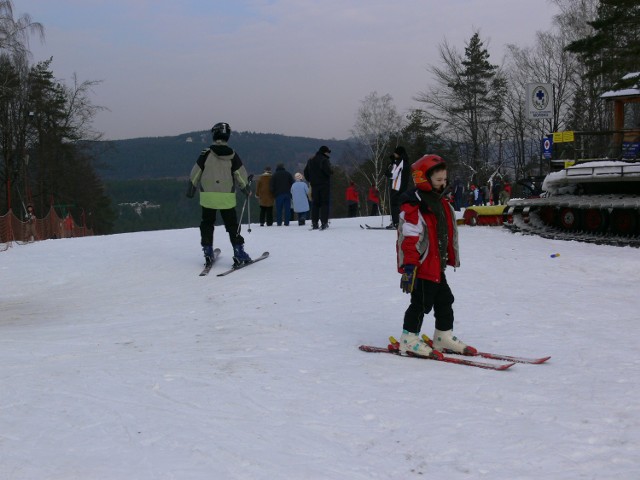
[396,189,459,283]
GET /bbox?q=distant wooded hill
[93,131,353,181]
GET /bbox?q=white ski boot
[399,330,436,357]
[433,329,477,355]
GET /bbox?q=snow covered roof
[601,72,640,99]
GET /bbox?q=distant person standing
[470,185,480,206]
[500,181,512,205]
[270,163,294,226]
[291,173,310,225]
[481,184,490,206]
[385,146,411,229]
[453,177,465,211]
[63,213,74,238]
[187,122,253,266]
[24,204,36,242]
[345,181,359,217]
[491,180,502,206]
[304,146,333,230]
[367,185,380,216]
[255,166,275,226]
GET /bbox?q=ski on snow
[421,334,550,365]
[199,248,221,276]
[359,344,514,370]
[360,224,393,230]
[216,251,269,277]
[360,337,515,370]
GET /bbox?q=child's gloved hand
[400,265,417,294]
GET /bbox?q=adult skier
[385,146,412,229]
[187,122,253,266]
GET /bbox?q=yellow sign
[552,131,575,143]
[564,160,575,168]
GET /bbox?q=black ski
[361,224,394,230]
[216,251,269,276]
[199,248,221,276]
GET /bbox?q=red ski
[359,338,515,371]
[421,335,550,364]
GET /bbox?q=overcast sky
[17,0,559,141]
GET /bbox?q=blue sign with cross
[542,137,553,159]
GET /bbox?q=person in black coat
[304,146,333,230]
[385,146,412,229]
[270,163,294,226]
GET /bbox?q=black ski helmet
[211,122,231,141]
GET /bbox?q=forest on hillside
[93,132,352,181]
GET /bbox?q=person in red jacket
[396,154,477,358]
[499,181,512,205]
[367,185,380,216]
[345,181,359,217]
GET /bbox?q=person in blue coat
[291,173,310,225]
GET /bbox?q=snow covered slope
[1,217,639,479]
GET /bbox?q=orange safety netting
[0,207,93,251]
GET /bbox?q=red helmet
[411,155,446,191]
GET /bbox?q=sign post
[542,137,553,160]
[526,83,554,120]
[527,82,555,174]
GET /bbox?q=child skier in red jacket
[396,154,477,358]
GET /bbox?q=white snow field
[1,216,639,479]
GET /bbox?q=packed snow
[1,216,639,479]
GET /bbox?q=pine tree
[417,32,504,185]
[395,109,457,171]
[566,0,640,90]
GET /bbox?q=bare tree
[0,1,43,209]
[350,91,402,210]
[61,74,106,142]
[502,27,579,178]
[0,0,44,57]
[500,0,608,179]
[416,32,506,186]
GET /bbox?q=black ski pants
[311,183,330,227]
[402,273,455,334]
[200,206,244,247]
[259,205,273,226]
[390,190,402,226]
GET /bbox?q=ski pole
[247,192,252,233]
[382,179,390,227]
[237,195,248,236]
[245,174,253,233]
